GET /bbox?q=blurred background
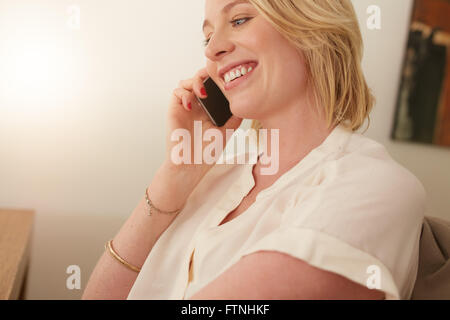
[0,0,449,299]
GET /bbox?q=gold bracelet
[145,187,183,216]
[105,239,141,273]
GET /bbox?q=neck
[254,99,336,178]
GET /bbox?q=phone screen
[196,77,232,127]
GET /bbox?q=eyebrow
[202,0,249,32]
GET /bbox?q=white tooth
[248,66,253,72]
[225,65,251,83]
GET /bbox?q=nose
[204,31,235,61]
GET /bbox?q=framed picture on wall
[391,0,450,147]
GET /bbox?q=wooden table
[0,209,34,300]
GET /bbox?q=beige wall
[0,0,448,299]
[352,0,450,221]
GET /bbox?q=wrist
[148,162,206,212]
[161,159,212,180]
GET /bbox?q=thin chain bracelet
[145,187,183,216]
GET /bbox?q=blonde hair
[248,0,374,133]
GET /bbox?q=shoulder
[320,132,427,208]
[284,133,426,241]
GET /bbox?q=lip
[223,64,257,91]
[218,60,258,81]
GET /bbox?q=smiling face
[203,0,311,122]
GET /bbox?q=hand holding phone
[166,68,242,170]
[195,77,233,127]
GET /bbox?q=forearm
[82,162,205,299]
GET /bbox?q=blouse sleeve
[240,158,427,300]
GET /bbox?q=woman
[83,0,426,300]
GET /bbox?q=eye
[202,17,252,47]
[230,17,250,27]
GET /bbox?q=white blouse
[127,123,427,300]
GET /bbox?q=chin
[229,100,259,119]
[229,104,255,119]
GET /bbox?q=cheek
[250,22,308,85]
[205,62,216,81]
[288,52,308,81]
[206,59,224,83]
[277,46,309,88]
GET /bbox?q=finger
[194,68,210,98]
[179,77,205,101]
[178,78,193,91]
[173,88,192,111]
[195,67,209,81]
[178,68,210,97]
[193,76,207,99]
[179,78,205,101]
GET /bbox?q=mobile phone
[196,77,232,127]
